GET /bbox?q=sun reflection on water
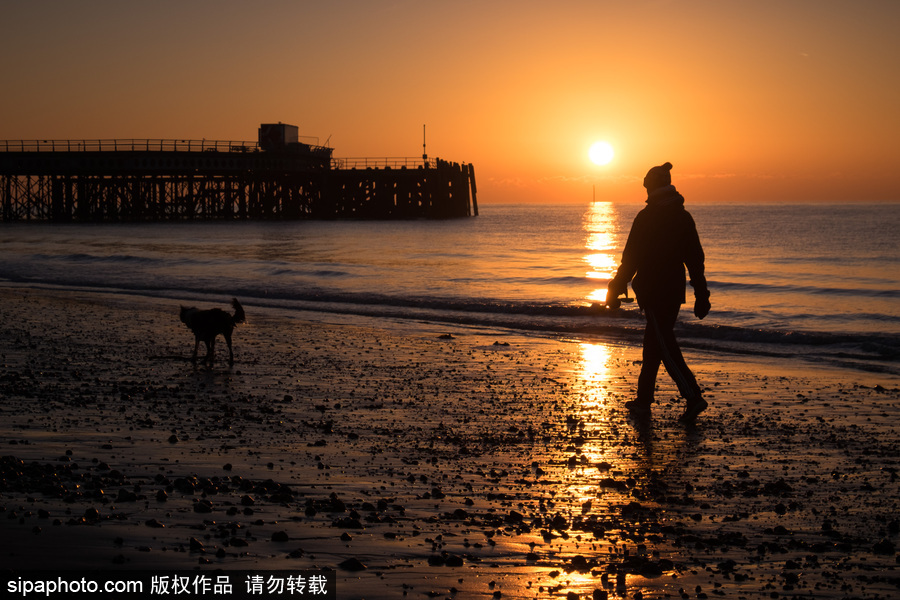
[582,201,619,305]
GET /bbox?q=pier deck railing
[0,140,429,171]
[0,139,263,153]
[334,157,432,170]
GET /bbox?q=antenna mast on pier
[422,124,428,163]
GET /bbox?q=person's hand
[606,279,625,309]
[605,287,621,309]
[694,295,711,319]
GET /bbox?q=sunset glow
[1,2,897,204]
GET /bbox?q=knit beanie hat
[644,162,673,191]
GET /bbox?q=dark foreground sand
[1,286,898,599]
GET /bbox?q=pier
[0,123,477,222]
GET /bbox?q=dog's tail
[231,298,246,324]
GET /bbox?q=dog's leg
[225,332,234,366]
[192,339,200,363]
[205,339,215,365]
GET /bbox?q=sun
[589,141,614,166]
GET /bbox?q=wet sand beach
[1,286,898,599]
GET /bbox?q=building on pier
[0,123,477,221]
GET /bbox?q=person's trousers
[637,302,702,404]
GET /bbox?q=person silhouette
[607,162,710,422]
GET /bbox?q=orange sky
[2,1,898,203]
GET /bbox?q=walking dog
[179,298,245,365]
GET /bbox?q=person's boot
[679,398,708,423]
[624,399,652,421]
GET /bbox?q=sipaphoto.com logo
[6,575,141,597]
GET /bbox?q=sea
[1,203,898,375]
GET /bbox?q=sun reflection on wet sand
[579,342,612,390]
[571,341,620,464]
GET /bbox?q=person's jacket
[610,185,707,307]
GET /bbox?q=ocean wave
[36,252,161,265]
[708,279,900,299]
